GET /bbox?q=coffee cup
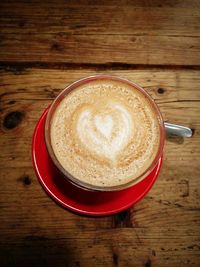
[45,75,165,191]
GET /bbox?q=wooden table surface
[0,1,200,266]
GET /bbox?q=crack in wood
[1,62,200,71]
[158,99,200,104]
[112,210,133,228]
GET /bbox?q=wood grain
[1,1,200,265]
[0,1,200,65]
[0,68,200,266]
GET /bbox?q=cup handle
[164,122,193,138]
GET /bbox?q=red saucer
[32,109,163,216]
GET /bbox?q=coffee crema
[50,79,161,188]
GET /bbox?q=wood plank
[2,0,200,8]
[0,68,200,266]
[0,166,199,230]
[1,34,199,66]
[0,224,199,267]
[1,68,200,168]
[0,2,200,65]
[0,168,199,265]
[1,5,199,37]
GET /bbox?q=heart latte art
[50,79,161,188]
[76,103,132,161]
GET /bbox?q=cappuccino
[50,78,161,188]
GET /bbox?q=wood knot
[19,20,25,27]
[51,42,64,52]
[152,250,156,256]
[3,111,24,129]
[20,175,31,186]
[145,259,152,267]
[8,100,16,105]
[75,261,81,267]
[112,210,133,228]
[113,253,118,265]
[131,37,136,42]
[71,24,86,29]
[157,88,165,94]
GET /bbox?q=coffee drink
[50,78,161,188]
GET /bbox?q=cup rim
[45,75,165,191]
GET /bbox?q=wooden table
[0,1,200,266]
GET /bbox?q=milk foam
[50,79,161,187]
[76,102,132,161]
[95,115,113,139]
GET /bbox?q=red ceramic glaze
[32,108,163,216]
